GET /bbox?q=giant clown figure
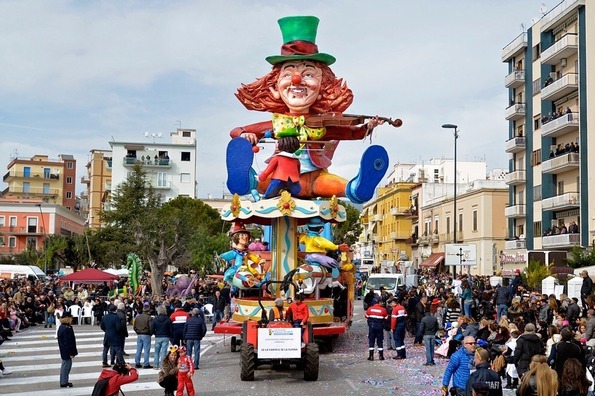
[226,16,389,204]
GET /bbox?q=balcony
[11,187,59,197]
[542,73,578,102]
[542,153,579,174]
[390,231,409,240]
[505,69,525,89]
[81,176,90,184]
[390,207,409,216]
[541,113,579,138]
[403,208,418,220]
[371,214,383,222]
[541,0,585,31]
[370,234,379,243]
[505,204,526,218]
[505,239,526,250]
[406,237,418,247]
[105,159,112,170]
[3,170,59,182]
[504,136,526,153]
[418,235,430,246]
[153,181,172,190]
[123,156,171,168]
[0,226,42,236]
[504,170,526,185]
[502,32,527,62]
[541,34,578,65]
[505,103,525,121]
[542,192,579,211]
[542,233,580,249]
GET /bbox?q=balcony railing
[390,231,409,240]
[390,207,409,216]
[0,226,42,235]
[541,0,585,31]
[504,69,525,89]
[372,214,383,222]
[505,103,525,121]
[542,233,580,249]
[502,32,527,62]
[542,113,579,138]
[3,171,59,182]
[123,156,171,168]
[542,34,578,65]
[81,176,90,184]
[542,73,578,102]
[542,192,579,211]
[11,187,60,196]
[505,239,526,250]
[505,204,526,218]
[153,181,172,190]
[504,170,526,185]
[504,136,526,153]
[542,153,579,174]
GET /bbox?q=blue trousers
[135,334,151,366]
[154,336,170,368]
[423,334,435,364]
[60,358,72,386]
[368,326,384,350]
[186,339,201,368]
[393,322,406,358]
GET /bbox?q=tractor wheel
[240,343,256,381]
[303,342,319,381]
[231,336,237,352]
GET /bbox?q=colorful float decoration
[214,15,401,342]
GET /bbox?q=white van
[0,264,47,280]
[364,273,405,297]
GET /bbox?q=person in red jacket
[258,135,301,199]
[390,298,408,360]
[365,298,388,361]
[96,362,139,396]
[176,346,195,396]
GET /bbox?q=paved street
[0,305,517,395]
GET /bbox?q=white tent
[104,268,129,277]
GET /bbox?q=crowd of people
[364,268,595,395]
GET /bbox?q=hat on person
[265,16,336,65]
[515,269,521,274]
[229,222,249,236]
[431,298,440,305]
[178,346,187,353]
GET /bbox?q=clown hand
[365,116,385,131]
[338,243,350,252]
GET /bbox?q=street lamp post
[35,204,48,274]
[442,124,459,278]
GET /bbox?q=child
[176,346,195,396]
[258,134,301,199]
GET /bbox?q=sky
[0,0,559,199]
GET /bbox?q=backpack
[91,378,110,396]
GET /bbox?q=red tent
[59,268,119,285]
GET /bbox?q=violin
[306,112,403,128]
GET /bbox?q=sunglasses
[465,342,477,345]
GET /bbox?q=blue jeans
[154,336,170,368]
[393,322,406,358]
[414,321,423,344]
[463,300,473,318]
[135,334,152,366]
[497,304,508,322]
[60,358,72,385]
[186,339,201,368]
[423,335,435,364]
[212,310,224,329]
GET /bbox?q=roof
[59,268,119,284]
[419,253,445,268]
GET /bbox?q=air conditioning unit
[560,58,567,68]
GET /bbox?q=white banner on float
[257,327,301,359]
[445,243,477,266]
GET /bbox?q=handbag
[47,304,55,314]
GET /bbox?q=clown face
[272,60,322,114]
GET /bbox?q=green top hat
[266,16,336,66]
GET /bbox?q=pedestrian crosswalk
[0,325,222,395]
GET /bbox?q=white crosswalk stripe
[0,325,223,395]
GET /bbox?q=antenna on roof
[520,22,525,32]
[540,3,548,15]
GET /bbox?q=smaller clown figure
[299,217,349,275]
[258,133,301,199]
[220,223,267,289]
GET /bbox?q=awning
[419,253,445,268]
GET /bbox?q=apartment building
[81,149,112,229]
[2,154,77,211]
[109,128,197,202]
[502,0,593,270]
[0,198,85,259]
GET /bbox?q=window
[66,176,73,184]
[533,185,542,201]
[534,221,542,237]
[182,131,191,137]
[0,236,4,246]
[43,183,50,194]
[67,162,73,169]
[23,182,30,193]
[434,217,439,234]
[26,237,37,250]
[532,78,541,95]
[557,181,564,195]
[181,152,191,161]
[534,116,541,131]
[532,43,540,60]
[472,210,478,232]
[157,172,167,187]
[28,217,38,233]
[446,217,451,234]
[516,125,524,137]
[9,216,17,227]
[0,216,4,228]
[531,149,542,166]
[66,191,72,199]
[180,173,191,183]
[458,213,463,232]
[8,236,16,248]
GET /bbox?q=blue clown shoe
[226,138,257,195]
[345,145,389,204]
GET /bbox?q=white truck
[0,264,47,280]
[364,273,405,297]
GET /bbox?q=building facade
[0,198,85,261]
[2,154,77,211]
[502,0,593,269]
[109,128,197,202]
[81,149,112,229]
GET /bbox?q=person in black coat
[101,305,123,366]
[547,326,585,379]
[513,323,545,379]
[57,311,78,388]
[183,308,207,369]
[464,348,502,396]
[581,270,593,311]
